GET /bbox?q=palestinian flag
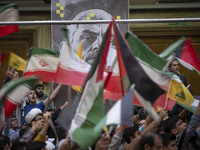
[125,32,174,110]
[126,32,194,109]
[177,98,199,113]
[24,47,59,82]
[159,37,200,75]
[54,37,91,86]
[0,3,18,37]
[69,22,113,149]
[113,22,166,120]
[159,37,200,95]
[0,76,38,117]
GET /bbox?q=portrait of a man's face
[68,9,111,64]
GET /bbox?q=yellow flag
[72,42,83,93]
[8,52,26,71]
[76,41,82,59]
[168,79,194,106]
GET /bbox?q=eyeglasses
[11,118,18,122]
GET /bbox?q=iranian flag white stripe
[3,84,30,117]
[0,76,38,118]
[54,41,91,86]
[24,48,59,82]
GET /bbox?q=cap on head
[25,108,42,124]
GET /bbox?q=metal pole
[0,18,200,25]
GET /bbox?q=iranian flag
[0,3,18,37]
[69,22,113,149]
[24,47,59,82]
[0,76,38,117]
[54,34,91,86]
[113,22,166,120]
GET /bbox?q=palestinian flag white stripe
[138,58,171,91]
[70,69,103,132]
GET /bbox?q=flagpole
[164,79,172,109]
[0,18,200,25]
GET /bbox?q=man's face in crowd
[163,140,178,150]
[35,86,44,98]
[152,135,163,150]
[145,135,163,150]
[28,90,37,104]
[31,114,45,131]
[10,117,19,129]
[70,23,108,64]
[169,60,179,74]
[174,119,187,134]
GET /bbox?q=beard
[36,92,44,98]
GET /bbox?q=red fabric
[181,39,200,72]
[3,99,17,118]
[0,25,18,37]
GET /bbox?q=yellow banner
[8,52,26,71]
[168,79,194,106]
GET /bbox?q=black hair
[123,124,139,144]
[0,134,11,150]
[19,128,29,138]
[139,133,158,150]
[159,132,176,147]
[11,142,27,150]
[163,115,180,133]
[34,84,44,90]
[26,141,46,150]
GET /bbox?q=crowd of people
[0,58,199,150]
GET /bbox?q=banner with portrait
[51,0,129,130]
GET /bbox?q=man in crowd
[35,83,48,104]
[164,97,200,150]
[139,133,163,150]
[160,133,178,150]
[168,58,193,121]
[21,84,62,125]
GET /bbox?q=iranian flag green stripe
[24,47,59,82]
[69,22,112,149]
[29,47,59,57]
[0,76,38,117]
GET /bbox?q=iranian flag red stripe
[0,76,38,117]
[54,41,91,86]
[24,47,59,82]
[69,22,112,149]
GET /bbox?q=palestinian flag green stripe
[72,86,105,149]
[159,37,185,59]
[125,32,168,71]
